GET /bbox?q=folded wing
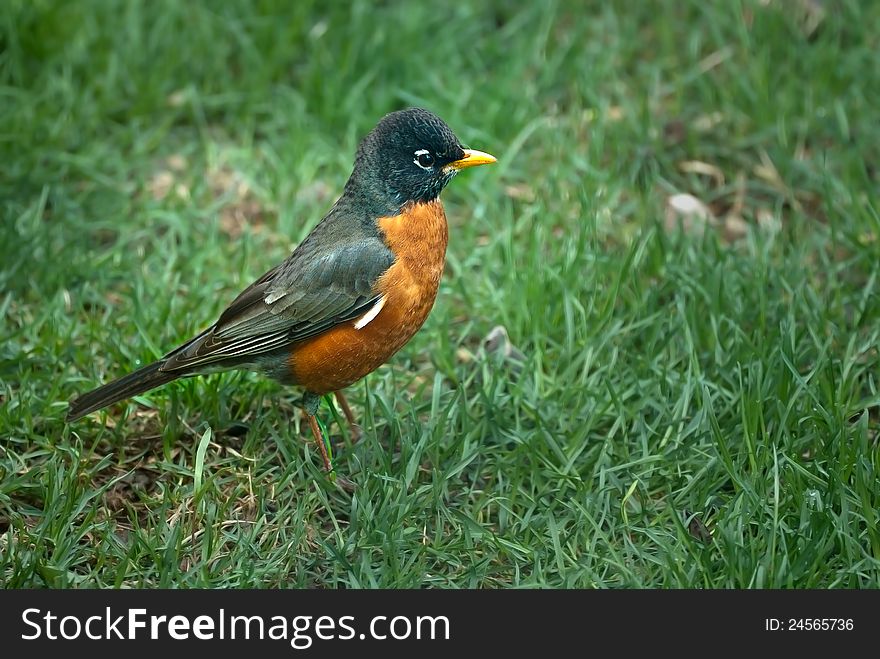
[158,236,395,373]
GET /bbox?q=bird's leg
[302,391,334,474]
[334,390,363,443]
[302,391,356,492]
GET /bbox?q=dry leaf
[482,325,526,368]
[504,183,536,202]
[722,215,749,242]
[148,171,174,201]
[679,160,725,186]
[693,112,724,132]
[166,90,187,107]
[208,164,267,239]
[606,106,624,122]
[665,193,715,236]
[167,154,187,171]
[756,208,781,233]
[684,510,712,544]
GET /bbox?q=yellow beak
[448,149,497,171]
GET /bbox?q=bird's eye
[413,149,434,170]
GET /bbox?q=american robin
[66,108,496,482]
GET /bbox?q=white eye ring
[413,149,434,170]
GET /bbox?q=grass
[1,0,879,588]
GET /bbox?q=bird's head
[349,108,496,213]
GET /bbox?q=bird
[66,107,496,483]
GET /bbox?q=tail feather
[66,360,180,422]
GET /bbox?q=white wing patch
[353,295,387,330]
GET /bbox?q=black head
[346,108,495,215]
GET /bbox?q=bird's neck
[342,172,404,220]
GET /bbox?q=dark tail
[66,360,180,422]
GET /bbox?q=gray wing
[159,236,394,373]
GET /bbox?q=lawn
[1,0,879,588]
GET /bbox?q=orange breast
[288,200,449,394]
